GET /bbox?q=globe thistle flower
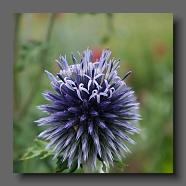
[36,48,141,171]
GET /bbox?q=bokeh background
[13,13,173,173]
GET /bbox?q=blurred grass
[13,13,173,173]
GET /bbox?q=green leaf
[69,162,78,173]
[20,139,52,161]
[102,162,107,172]
[56,158,68,173]
[56,157,78,173]
[97,155,109,173]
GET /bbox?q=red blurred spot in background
[153,41,167,57]
[92,48,102,63]
[58,13,64,18]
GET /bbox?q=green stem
[101,13,114,44]
[107,13,114,35]
[16,13,57,121]
[14,14,21,113]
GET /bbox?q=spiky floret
[36,48,140,170]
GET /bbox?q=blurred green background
[13,13,173,173]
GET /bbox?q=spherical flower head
[36,48,141,171]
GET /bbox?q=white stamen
[79,83,89,94]
[86,73,103,91]
[97,94,100,103]
[89,89,108,103]
[108,87,115,98]
[89,89,98,101]
[73,86,83,101]
[73,83,89,101]
[87,80,92,91]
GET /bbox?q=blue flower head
[36,48,141,171]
